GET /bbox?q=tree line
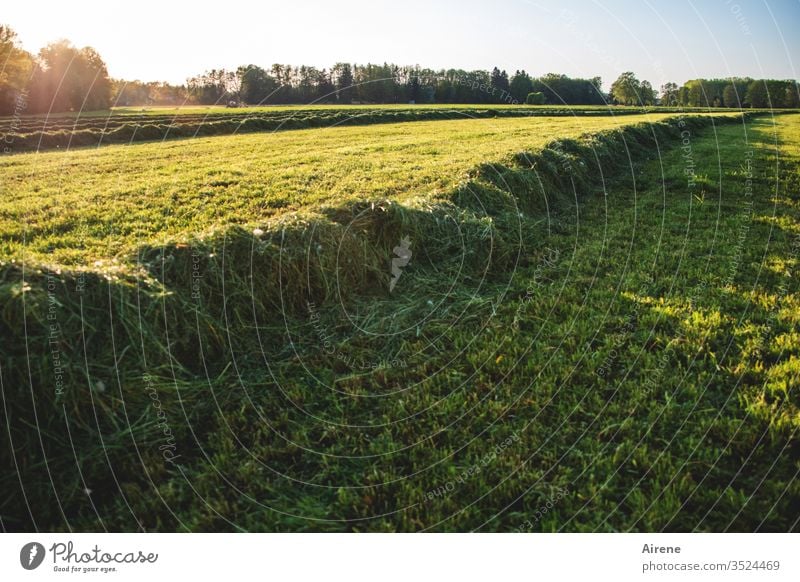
[1,24,798,116]
[185,64,608,106]
[660,77,799,108]
[0,25,185,114]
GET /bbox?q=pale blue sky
[4,0,798,89]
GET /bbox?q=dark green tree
[745,80,769,108]
[0,25,33,115]
[30,40,111,112]
[509,70,533,103]
[315,69,335,102]
[610,72,641,105]
[722,84,741,108]
[640,80,655,105]
[785,82,799,109]
[237,65,278,104]
[660,82,679,106]
[490,67,510,102]
[525,91,545,105]
[332,62,354,104]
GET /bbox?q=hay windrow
[1,106,751,153]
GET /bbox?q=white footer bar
[2,533,796,581]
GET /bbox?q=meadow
[2,104,763,152]
[0,108,798,532]
[23,103,716,118]
[1,112,719,265]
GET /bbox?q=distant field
[2,103,761,153]
[112,103,617,115]
[13,103,711,118]
[0,112,737,265]
[12,103,790,118]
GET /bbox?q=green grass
[4,104,757,153]
[1,112,797,532]
[111,104,621,115]
[22,103,726,117]
[1,112,734,265]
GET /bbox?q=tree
[237,65,278,104]
[111,80,192,107]
[332,62,353,104]
[268,64,294,103]
[745,80,769,108]
[407,75,420,103]
[765,80,788,108]
[79,47,112,110]
[677,85,689,107]
[315,69,335,102]
[531,73,605,105]
[29,40,111,113]
[660,82,679,106]
[589,76,605,103]
[685,80,705,107]
[187,69,235,105]
[0,25,33,115]
[490,67,510,102]
[610,72,642,105]
[722,84,741,108]
[785,82,800,109]
[640,80,655,105]
[297,65,316,103]
[509,70,533,103]
[525,92,545,105]
[352,63,395,103]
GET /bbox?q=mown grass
[1,112,797,532]
[112,104,629,115]
[33,104,728,117]
[4,105,757,153]
[1,113,732,266]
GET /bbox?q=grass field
[111,104,627,115]
[22,103,721,117]
[1,110,798,532]
[2,104,759,153]
[0,112,729,265]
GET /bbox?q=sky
[3,0,798,89]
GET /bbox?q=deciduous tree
[0,25,33,115]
